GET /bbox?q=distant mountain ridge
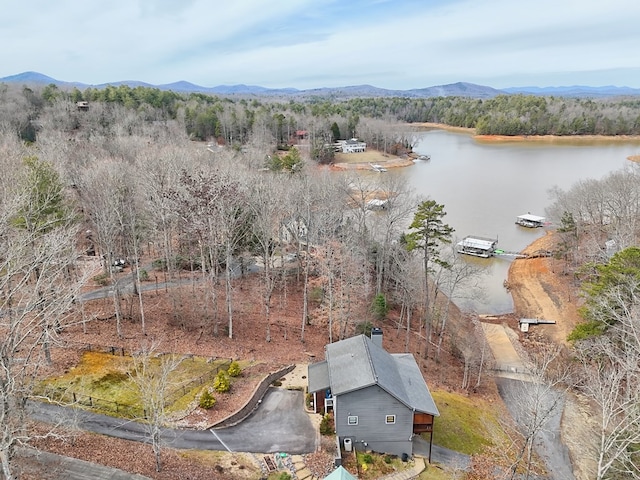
[2,71,640,99]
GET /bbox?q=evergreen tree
[405,200,454,358]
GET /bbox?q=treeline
[546,165,640,479]
[6,83,640,149]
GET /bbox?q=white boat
[415,155,431,161]
[369,163,387,172]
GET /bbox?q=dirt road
[506,230,596,480]
[508,230,582,345]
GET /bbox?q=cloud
[2,0,640,89]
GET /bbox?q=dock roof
[517,214,545,222]
[459,236,497,250]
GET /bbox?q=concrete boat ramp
[481,322,528,377]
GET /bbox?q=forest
[8,82,640,150]
[1,81,640,479]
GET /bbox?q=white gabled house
[338,139,367,153]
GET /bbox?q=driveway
[28,388,317,454]
[482,322,576,480]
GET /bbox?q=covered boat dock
[456,236,498,258]
[515,214,546,228]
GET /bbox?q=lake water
[379,129,640,314]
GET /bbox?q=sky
[3,0,640,90]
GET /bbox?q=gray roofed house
[307,331,438,460]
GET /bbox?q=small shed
[456,236,498,258]
[324,466,357,480]
[515,214,545,228]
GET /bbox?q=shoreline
[412,122,640,157]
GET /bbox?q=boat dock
[457,240,553,259]
[456,236,498,258]
[519,318,556,332]
[515,213,546,228]
[369,163,387,172]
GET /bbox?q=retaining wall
[210,364,296,428]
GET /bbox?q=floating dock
[456,236,498,258]
[519,318,556,332]
[515,213,546,228]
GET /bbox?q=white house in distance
[336,138,366,153]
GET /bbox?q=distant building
[76,101,89,111]
[337,138,366,153]
[281,218,308,244]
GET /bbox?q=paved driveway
[28,388,317,454]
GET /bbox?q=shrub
[355,321,373,337]
[199,389,216,409]
[309,286,324,304]
[371,294,389,320]
[268,472,291,480]
[92,272,109,286]
[139,269,149,281]
[567,320,604,342]
[362,453,374,464]
[152,258,167,271]
[228,361,242,377]
[319,414,335,436]
[213,370,230,393]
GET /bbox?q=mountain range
[2,71,640,99]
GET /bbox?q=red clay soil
[27,267,471,480]
[25,227,589,480]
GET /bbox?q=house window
[347,415,358,425]
[385,415,396,424]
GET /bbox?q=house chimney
[370,327,383,348]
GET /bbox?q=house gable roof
[308,360,330,393]
[324,466,358,480]
[323,334,439,416]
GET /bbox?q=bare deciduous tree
[129,342,183,473]
[574,283,640,480]
[0,176,84,478]
[501,345,572,480]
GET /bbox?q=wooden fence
[44,343,232,419]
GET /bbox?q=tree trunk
[0,449,13,480]
[225,245,234,339]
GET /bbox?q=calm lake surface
[380,129,640,314]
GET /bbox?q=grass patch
[38,351,234,418]
[178,451,261,477]
[429,390,505,455]
[416,464,458,480]
[341,451,413,479]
